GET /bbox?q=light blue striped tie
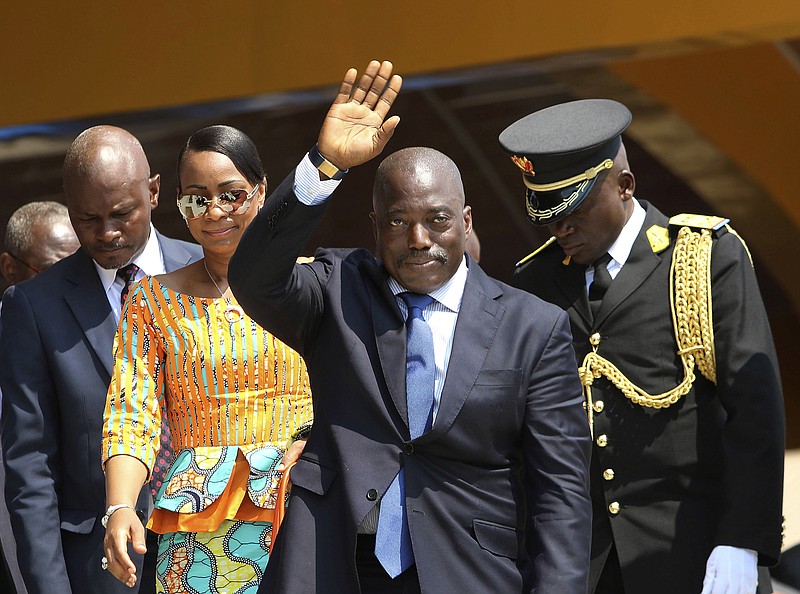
[375,292,435,578]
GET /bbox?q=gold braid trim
[673,226,716,384]
[579,226,716,431]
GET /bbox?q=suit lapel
[59,236,197,381]
[594,204,668,327]
[424,264,503,439]
[158,232,195,273]
[553,259,593,329]
[362,261,410,433]
[64,252,117,378]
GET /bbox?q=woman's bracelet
[101,503,136,528]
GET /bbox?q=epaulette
[670,214,752,266]
[515,236,557,268]
[668,213,730,232]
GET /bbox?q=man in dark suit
[0,126,202,594]
[500,99,785,594]
[230,61,592,594]
[0,201,80,594]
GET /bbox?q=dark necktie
[589,253,613,318]
[117,263,140,306]
[116,263,173,497]
[375,292,436,578]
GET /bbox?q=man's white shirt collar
[607,198,646,270]
[94,224,166,319]
[388,256,468,312]
[585,198,646,288]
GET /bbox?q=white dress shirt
[387,260,467,423]
[294,154,342,206]
[93,224,166,322]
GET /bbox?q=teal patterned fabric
[243,446,285,508]
[156,519,272,593]
[154,445,284,513]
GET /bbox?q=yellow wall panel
[611,43,800,228]
[2,1,800,126]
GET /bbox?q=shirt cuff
[294,153,342,206]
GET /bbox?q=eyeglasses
[7,251,42,274]
[177,185,260,220]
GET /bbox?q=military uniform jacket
[512,201,784,594]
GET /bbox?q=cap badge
[511,155,535,175]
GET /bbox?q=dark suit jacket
[229,172,592,594]
[0,232,201,594]
[0,312,24,593]
[513,201,785,594]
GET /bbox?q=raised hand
[317,60,402,171]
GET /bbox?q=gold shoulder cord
[580,226,717,435]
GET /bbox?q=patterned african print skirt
[156,519,272,594]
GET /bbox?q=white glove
[700,545,758,594]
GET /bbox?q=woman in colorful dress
[101,125,313,593]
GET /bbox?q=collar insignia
[646,224,670,253]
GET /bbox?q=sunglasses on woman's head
[177,185,259,220]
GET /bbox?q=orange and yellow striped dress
[102,274,312,538]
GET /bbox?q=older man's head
[1,201,79,285]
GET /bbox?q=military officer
[499,99,784,594]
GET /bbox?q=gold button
[603,468,615,481]
[596,434,608,447]
[593,400,604,413]
[582,401,587,410]
[590,332,602,346]
[608,501,620,515]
